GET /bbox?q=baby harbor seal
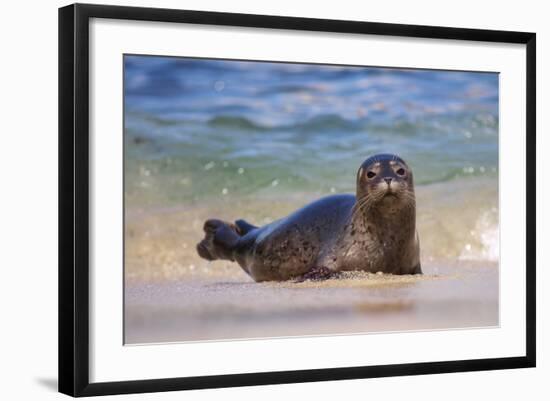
[197,154,421,281]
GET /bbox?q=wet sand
[125,261,498,344]
[124,182,499,344]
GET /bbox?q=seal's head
[356,153,415,213]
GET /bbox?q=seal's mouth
[382,188,398,198]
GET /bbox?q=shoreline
[124,176,498,283]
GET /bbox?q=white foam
[459,211,499,262]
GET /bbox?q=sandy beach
[125,261,498,344]
[124,180,499,344]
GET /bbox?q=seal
[196,154,421,282]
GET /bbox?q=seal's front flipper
[412,263,422,274]
[295,266,337,282]
[235,219,258,235]
[196,219,241,262]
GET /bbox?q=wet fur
[196,154,421,282]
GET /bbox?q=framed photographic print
[58,3,536,397]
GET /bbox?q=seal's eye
[366,171,376,179]
[396,168,405,176]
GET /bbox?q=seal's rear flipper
[235,219,258,235]
[196,219,241,262]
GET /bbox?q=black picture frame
[58,3,536,397]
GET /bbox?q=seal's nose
[384,177,393,185]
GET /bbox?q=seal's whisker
[352,198,370,217]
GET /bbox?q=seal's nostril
[384,177,392,185]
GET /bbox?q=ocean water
[124,55,499,267]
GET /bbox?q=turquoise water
[124,55,498,207]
